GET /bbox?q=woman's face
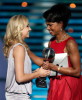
[46,22,62,36]
[21,20,31,39]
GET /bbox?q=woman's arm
[43,40,81,77]
[28,49,43,66]
[13,45,50,84]
[27,40,52,67]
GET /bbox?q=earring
[60,28,62,31]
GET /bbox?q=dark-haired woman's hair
[43,4,71,29]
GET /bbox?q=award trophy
[36,48,55,88]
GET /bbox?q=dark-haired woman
[42,4,82,100]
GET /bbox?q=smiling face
[46,22,63,36]
[21,20,31,39]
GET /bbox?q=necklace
[56,34,67,43]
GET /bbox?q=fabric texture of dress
[47,37,82,100]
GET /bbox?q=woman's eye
[48,24,52,27]
[27,25,29,27]
[47,24,51,27]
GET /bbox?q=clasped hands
[33,61,53,77]
[38,61,52,77]
[41,61,52,70]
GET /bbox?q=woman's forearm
[28,49,43,66]
[50,64,81,77]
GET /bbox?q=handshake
[36,48,55,88]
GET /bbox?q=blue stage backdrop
[0,0,82,100]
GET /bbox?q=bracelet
[58,66,61,71]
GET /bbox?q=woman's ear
[59,21,63,29]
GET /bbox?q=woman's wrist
[50,63,55,70]
[32,69,40,78]
[50,63,60,72]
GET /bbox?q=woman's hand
[42,61,52,70]
[32,68,39,73]
[38,67,50,77]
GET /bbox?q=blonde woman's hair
[3,15,29,58]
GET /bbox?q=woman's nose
[47,25,50,30]
[29,27,31,31]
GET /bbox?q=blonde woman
[3,15,50,100]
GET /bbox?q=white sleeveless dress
[5,43,32,100]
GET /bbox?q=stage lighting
[68,28,74,33]
[21,2,28,7]
[69,3,76,8]
[43,42,48,48]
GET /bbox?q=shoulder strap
[9,43,26,58]
[66,37,75,41]
[66,37,77,44]
[12,43,25,49]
